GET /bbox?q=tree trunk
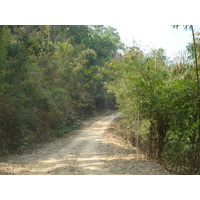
[157,131,165,163]
[191,26,200,171]
[148,120,154,159]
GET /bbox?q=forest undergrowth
[0,25,121,156]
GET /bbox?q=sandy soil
[0,112,168,175]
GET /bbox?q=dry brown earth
[0,112,168,175]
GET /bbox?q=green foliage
[104,41,200,174]
[0,25,121,155]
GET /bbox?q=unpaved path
[0,112,168,175]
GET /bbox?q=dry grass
[99,117,169,175]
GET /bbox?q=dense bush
[0,25,122,155]
[104,42,200,174]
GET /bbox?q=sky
[110,25,200,59]
[2,1,199,60]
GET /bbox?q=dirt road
[0,112,168,175]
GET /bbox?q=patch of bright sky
[111,24,200,59]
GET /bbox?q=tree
[0,25,122,154]
[103,39,200,173]
[173,25,200,170]
[104,46,171,161]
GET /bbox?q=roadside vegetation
[102,26,200,174]
[0,25,122,155]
